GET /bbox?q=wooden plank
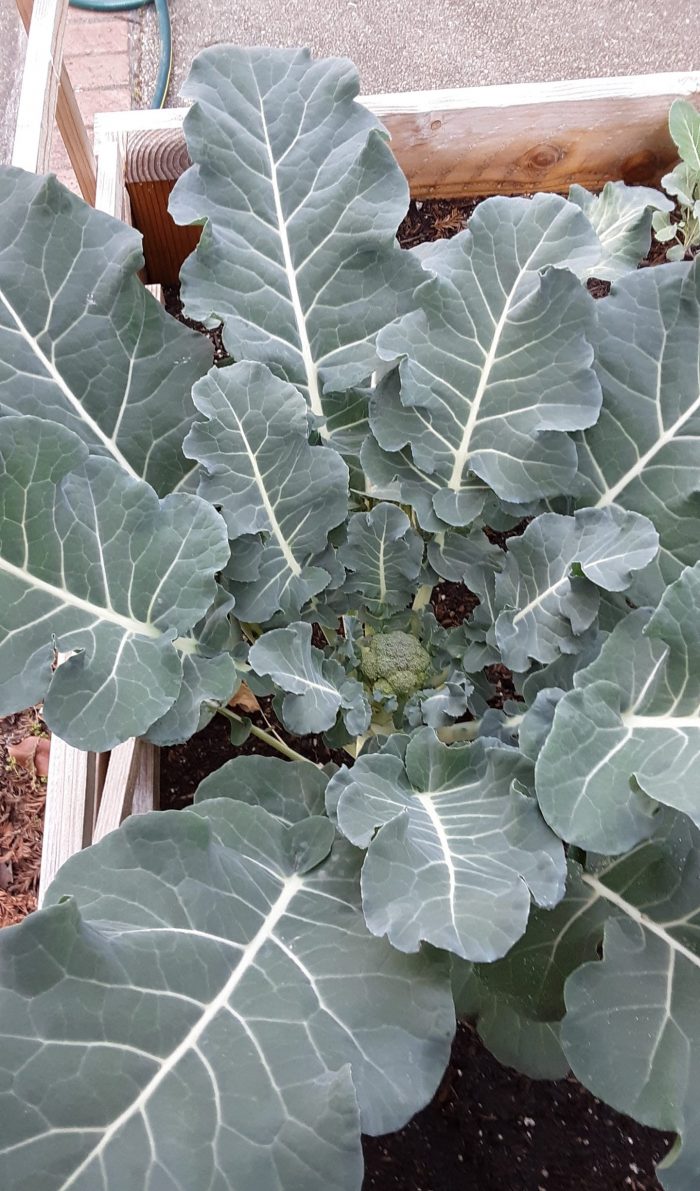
[92,738,141,843]
[95,129,131,223]
[108,71,700,284]
[38,737,95,903]
[132,743,160,815]
[12,0,69,175]
[15,0,97,204]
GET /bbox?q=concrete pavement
[133,0,699,106]
[0,0,25,165]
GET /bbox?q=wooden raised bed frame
[14,18,700,895]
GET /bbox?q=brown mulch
[0,708,48,926]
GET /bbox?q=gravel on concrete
[0,0,26,164]
[132,0,699,108]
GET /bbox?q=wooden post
[12,0,69,175]
[14,0,96,203]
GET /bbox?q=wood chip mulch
[0,708,48,926]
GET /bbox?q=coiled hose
[68,0,172,109]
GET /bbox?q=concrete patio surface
[133,0,700,106]
[0,0,25,165]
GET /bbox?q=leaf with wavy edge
[576,260,700,599]
[170,45,422,436]
[337,502,423,613]
[250,621,370,735]
[327,728,565,961]
[561,812,700,1191]
[493,507,658,672]
[0,799,454,1191]
[536,562,700,853]
[184,361,348,622]
[373,194,602,524]
[0,167,210,494]
[0,417,229,750]
[569,181,672,281]
[195,755,329,822]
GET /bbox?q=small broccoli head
[359,631,431,699]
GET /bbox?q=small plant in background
[0,45,699,1191]
[653,97,700,259]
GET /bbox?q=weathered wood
[38,738,95,903]
[92,738,141,842]
[15,0,96,203]
[12,0,69,175]
[108,71,700,285]
[95,129,131,223]
[132,743,160,815]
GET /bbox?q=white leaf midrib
[594,389,700,508]
[0,553,161,639]
[58,872,304,1189]
[0,287,139,479]
[582,871,700,971]
[253,79,326,435]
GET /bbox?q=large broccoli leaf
[0,167,210,494]
[0,799,454,1191]
[169,46,422,434]
[536,563,700,853]
[327,728,565,960]
[184,361,348,621]
[576,260,700,600]
[0,417,229,750]
[372,194,602,524]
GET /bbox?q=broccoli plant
[0,44,700,1191]
[653,97,700,260]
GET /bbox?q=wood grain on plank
[14,0,96,203]
[92,738,141,842]
[38,738,94,903]
[12,0,69,176]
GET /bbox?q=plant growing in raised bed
[653,97,700,259]
[0,44,699,1191]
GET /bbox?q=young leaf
[569,181,673,281]
[0,167,210,493]
[327,728,565,961]
[0,417,230,750]
[337,502,423,612]
[493,507,658,671]
[170,46,422,429]
[668,98,700,171]
[576,260,700,597]
[536,563,700,853]
[0,800,454,1190]
[249,621,370,735]
[184,361,348,620]
[373,194,602,523]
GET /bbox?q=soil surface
[363,1023,671,1191]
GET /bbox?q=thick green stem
[208,703,320,766]
[412,583,434,611]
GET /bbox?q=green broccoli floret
[360,631,431,699]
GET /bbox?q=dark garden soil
[362,1022,672,1191]
[0,194,680,1188]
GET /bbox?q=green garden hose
[68,0,172,109]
